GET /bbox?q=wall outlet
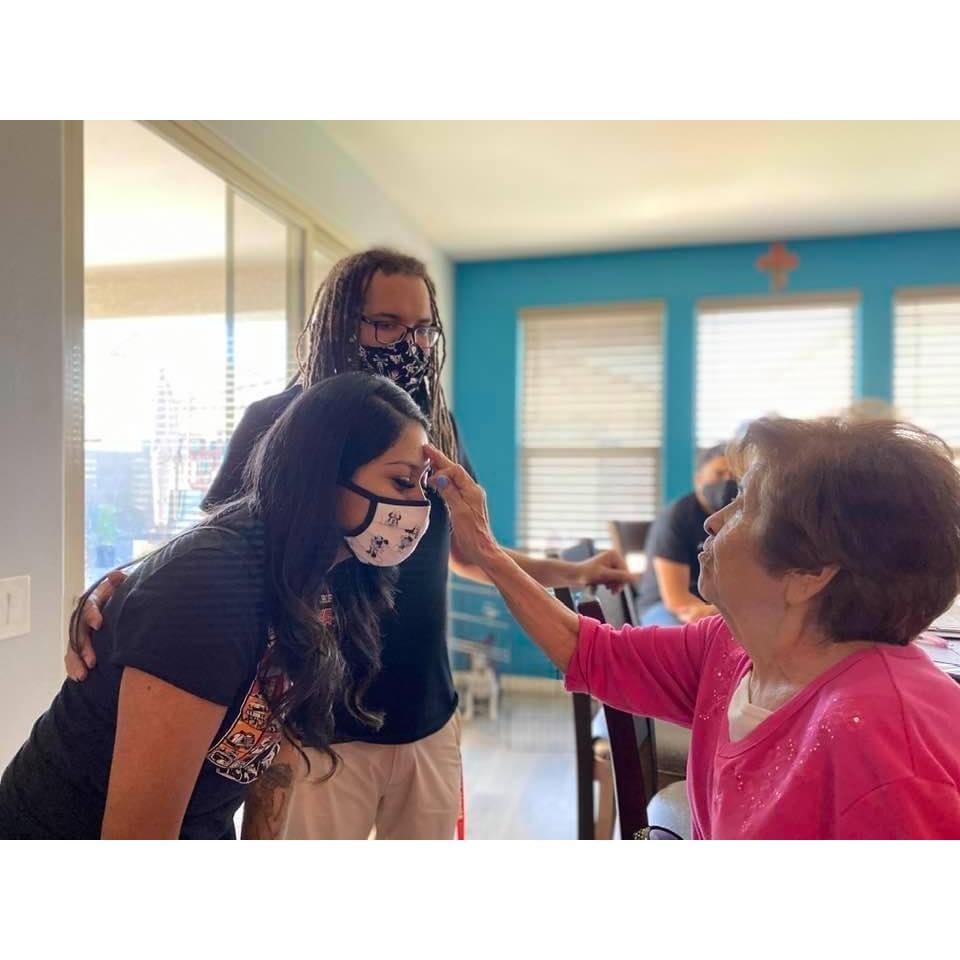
[0,575,31,641]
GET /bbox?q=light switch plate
[0,575,30,641]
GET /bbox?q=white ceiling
[318,121,960,260]
[85,121,287,268]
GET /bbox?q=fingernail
[434,476,449,490]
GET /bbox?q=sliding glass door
[83,121,304,584]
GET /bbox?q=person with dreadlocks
[66,248,634,840]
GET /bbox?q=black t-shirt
[635,492,709,613]
[0,509,279,839]
[202,383,474,745]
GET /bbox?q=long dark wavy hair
[296,247,458,459]
[69,373,428,770]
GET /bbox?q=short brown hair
[728,417,960,646]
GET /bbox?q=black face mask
[358,339,430,395]
[701,478,739,513]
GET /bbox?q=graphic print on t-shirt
[206,639,290,784]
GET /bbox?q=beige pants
[285,712,462,840]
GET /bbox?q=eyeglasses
[361,316,441,349]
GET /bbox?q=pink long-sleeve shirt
[564,615,960,839]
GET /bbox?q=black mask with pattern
[358,339,431,395]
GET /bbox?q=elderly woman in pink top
[426,416,960,839]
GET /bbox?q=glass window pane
[696,302,855,450]
[233,192,289,420]
[894,297,960,453]
[83,122,291,586]
[518,307,662,552]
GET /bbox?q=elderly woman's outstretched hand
[425,444,502,570]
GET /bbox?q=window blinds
[894,294,960,452]
[519,306,662,552]
[696,299,856,449]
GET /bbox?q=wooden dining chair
[607,519,652,556]
[554,584,599,840]
[577,594,658,838]
[579,584,692,839]
[553,538,612,840]
[607,522,691,791]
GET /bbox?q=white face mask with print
[340,480,431,567]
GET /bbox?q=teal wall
[452,228,960,676]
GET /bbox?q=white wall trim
[894,286,960,304]
[698,290,862,312]
[519,299,666,320]
[147,120,353,260]
[62,120,85,636]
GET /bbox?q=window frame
[64,121,352,618]
[517,300,665,553]
[694,290,860,451]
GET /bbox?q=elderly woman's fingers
[425,444,473,490]
[423,445,502,574]
[424,443,463,484]
[429,471,458,503]
[430,472,480,535]
[424,443,455,471]
[426,447,481,509]
[432,470,470,495]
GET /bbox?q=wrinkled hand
[425,444,501,570]
[577,549,637,594]
[65,570,127,681]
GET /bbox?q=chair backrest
[558,538,595,565]
[555,538,599,836]
[608,520,652,557]
[608,521,650,610]
[554,584,596,840]
[591,583,634,632]
[577,596,658,838]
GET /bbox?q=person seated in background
[634,444,738,626]
[426,416,960,838]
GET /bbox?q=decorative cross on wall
[756,242,799,292]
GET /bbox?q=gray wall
[0,121,69,767]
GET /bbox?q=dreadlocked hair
[295,247,458,459]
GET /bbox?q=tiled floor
[236,687,579,840]
[459,687,577,840]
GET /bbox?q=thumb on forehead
[424,442,455,469]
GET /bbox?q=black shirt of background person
[634,492,709,614]
[202,384,475,745]
[0,509,276,839]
